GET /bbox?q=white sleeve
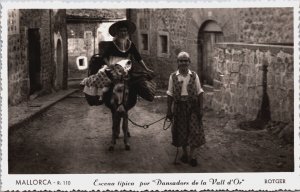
[166,75,174,97]
[195,74,204,95]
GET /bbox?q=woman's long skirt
[172,100,206,148]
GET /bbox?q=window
[84,31,93,39]
[76,56,88,70]
[137,12,151,55]
[138,31,150,54]
[159,35,168,53]
[157,31,169,57]
[79,58,84,66]
[141,33,149,51]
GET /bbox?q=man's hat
[109,20,136,37]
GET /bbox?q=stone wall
[8,32,28,105]
[211,43,293,122]
[267,47,293,122]
[8,10,49,105]
[238,8,293,44]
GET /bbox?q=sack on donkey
[136,78,157,102]
[129,71,157,102]
[84,93,102,106]
[83,54,107,106]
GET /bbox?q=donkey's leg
[126,88,137,138]
[122,113,130,151]
[115,116,121,139]
[109,112,121,151]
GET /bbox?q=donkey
[103,61,137,151]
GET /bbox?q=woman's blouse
[102,40,142,66]
[166,70,204,97]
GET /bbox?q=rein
[128,116,172,130]
[114,73,172,131]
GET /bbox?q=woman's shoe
[180,155,188,164]
[189,158,198,167]
[98,99,104,105]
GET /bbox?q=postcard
[1,0,299,191]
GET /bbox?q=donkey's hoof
[108,146,114,151]
[125,145,131,151]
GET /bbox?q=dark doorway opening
[28,28,42,95]
[198,20,223,86]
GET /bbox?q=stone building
[8,9,68,105]
[128,8,293,123]
[66,9,126,80]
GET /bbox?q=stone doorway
[54,31,64,89]
[28,28,42,95]
[56,39,64,88]
[198,20,223,86]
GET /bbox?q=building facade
[129,8,293,122]
[66,9,126,80]
[8,9,68,105]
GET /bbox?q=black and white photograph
[1,2,298,191]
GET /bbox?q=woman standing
[166,51,206,167]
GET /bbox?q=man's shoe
[180,155,189,164]
[189,158,198,167]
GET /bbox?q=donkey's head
[109,59,131,81]
[109,60,131,115]
[112,82,129,114]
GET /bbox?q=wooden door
[202,32,215,85]
[28,28,41,95]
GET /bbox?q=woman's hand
[140,60,153,72]
[146,68,154,73]
[99,65,108,72]
[80,78,88,86]
[166,110,173,120]
[197,109,203,121]
[166,95,173,120]
[146,70,156,80]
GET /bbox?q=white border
[1,0,299,191]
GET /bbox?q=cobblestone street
[8,91,294,174]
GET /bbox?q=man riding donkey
[81,20,155,151]
[166,51,206,167]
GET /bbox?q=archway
[56,39,64,88]
[198,20,223,86]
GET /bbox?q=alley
[8,91,293,174]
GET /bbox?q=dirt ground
[9,91,294,173]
